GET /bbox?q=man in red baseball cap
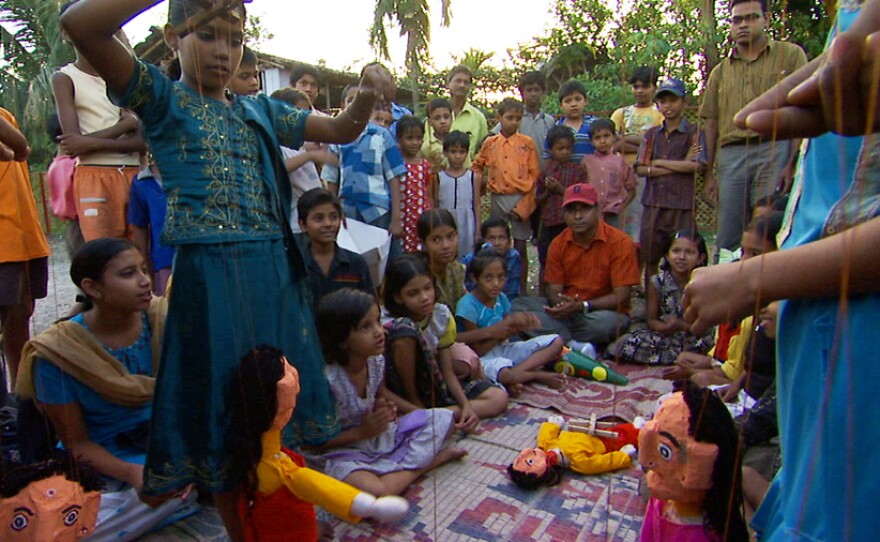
[512,184,639,354]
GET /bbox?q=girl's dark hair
[546,125,575,149]
[395,115,424,139]
[674,380,749,542]
[383,253,433,318]
[416,208,458,242]
[316,288,377,366]
[442,130,470,152]
[468,248,506,280]
[70,237,139,293]
[659,230,708,271]
[228,345,286,494]
[169,0,247,27]
[747,211,784,248]
[507,462,562,490]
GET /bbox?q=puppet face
[0,475,100,541]
[271,357,301,430]
[638,393,718,504]
[512,447,549,476]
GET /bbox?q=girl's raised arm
[61,0,160,95]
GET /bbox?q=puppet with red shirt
[638,381,749,542]
[230,346,408,542]
[507,415,640,489]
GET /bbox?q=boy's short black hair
[289,64,320,87]
[518,71,546,91]
[497,98,523,116]
[297,188,342,223]
[558,79,587,102]
[628,66,659,86]
[395,115,424,138]
[271,87,310,107]
[480,217,510,239]
[588,118,616,137]
[240,46,257,67]
[731,0,767,12]
[443,130,470,152]
[447,64,473,83]
[427,98,452,116]
[545,125,575,149]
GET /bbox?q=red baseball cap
[563,183,598,207]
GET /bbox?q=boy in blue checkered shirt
[322,87,406,255]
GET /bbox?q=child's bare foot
[506,382,526,397]
[533,371,567,389]
[432,447,468,468]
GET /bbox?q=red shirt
[545,222,639,302]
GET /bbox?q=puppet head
[229,345,300,491]
[639,381,748,540]
[0,455,102,542]
[507,447,562,490]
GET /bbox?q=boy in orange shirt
[472,98,539,294]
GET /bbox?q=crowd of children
[3,1,877,541]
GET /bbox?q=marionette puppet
[507,415,640,489]
[0,454,102,542]
[638,381,749,542]
[230,346,408,542]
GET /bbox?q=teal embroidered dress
[117,60,339,495]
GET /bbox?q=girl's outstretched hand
[359,64,393,107]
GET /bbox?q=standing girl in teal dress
[61,1,386,539]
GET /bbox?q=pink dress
[402,159,432,252]
[639,497,719,542]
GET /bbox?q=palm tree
[1,0,74,167]
[369,0,452,114]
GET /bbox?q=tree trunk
[406,33,421,115]
[701,0,720,77]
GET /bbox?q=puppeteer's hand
[683,263,758,335]
[734,0,880,138]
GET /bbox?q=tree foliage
[1,0,74,167]
[507,0,830,115]
[370,0,452,114]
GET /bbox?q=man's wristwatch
[582,301,591,315]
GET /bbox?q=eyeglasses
[730,13,763,25]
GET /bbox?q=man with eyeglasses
[700,0,806,260]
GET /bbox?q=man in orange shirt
[512,184,639,353]
[472,98,540,294]
[0,108,51,401]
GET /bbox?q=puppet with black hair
[230,346,408,542]
[507,416,639,489]
[638,381,749,542]
[0,453,102,541]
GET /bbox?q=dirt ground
[31,236,78,335]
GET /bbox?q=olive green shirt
[700,40,807,147]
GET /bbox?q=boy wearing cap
[512,183,639,351]
[634,77,706,279]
